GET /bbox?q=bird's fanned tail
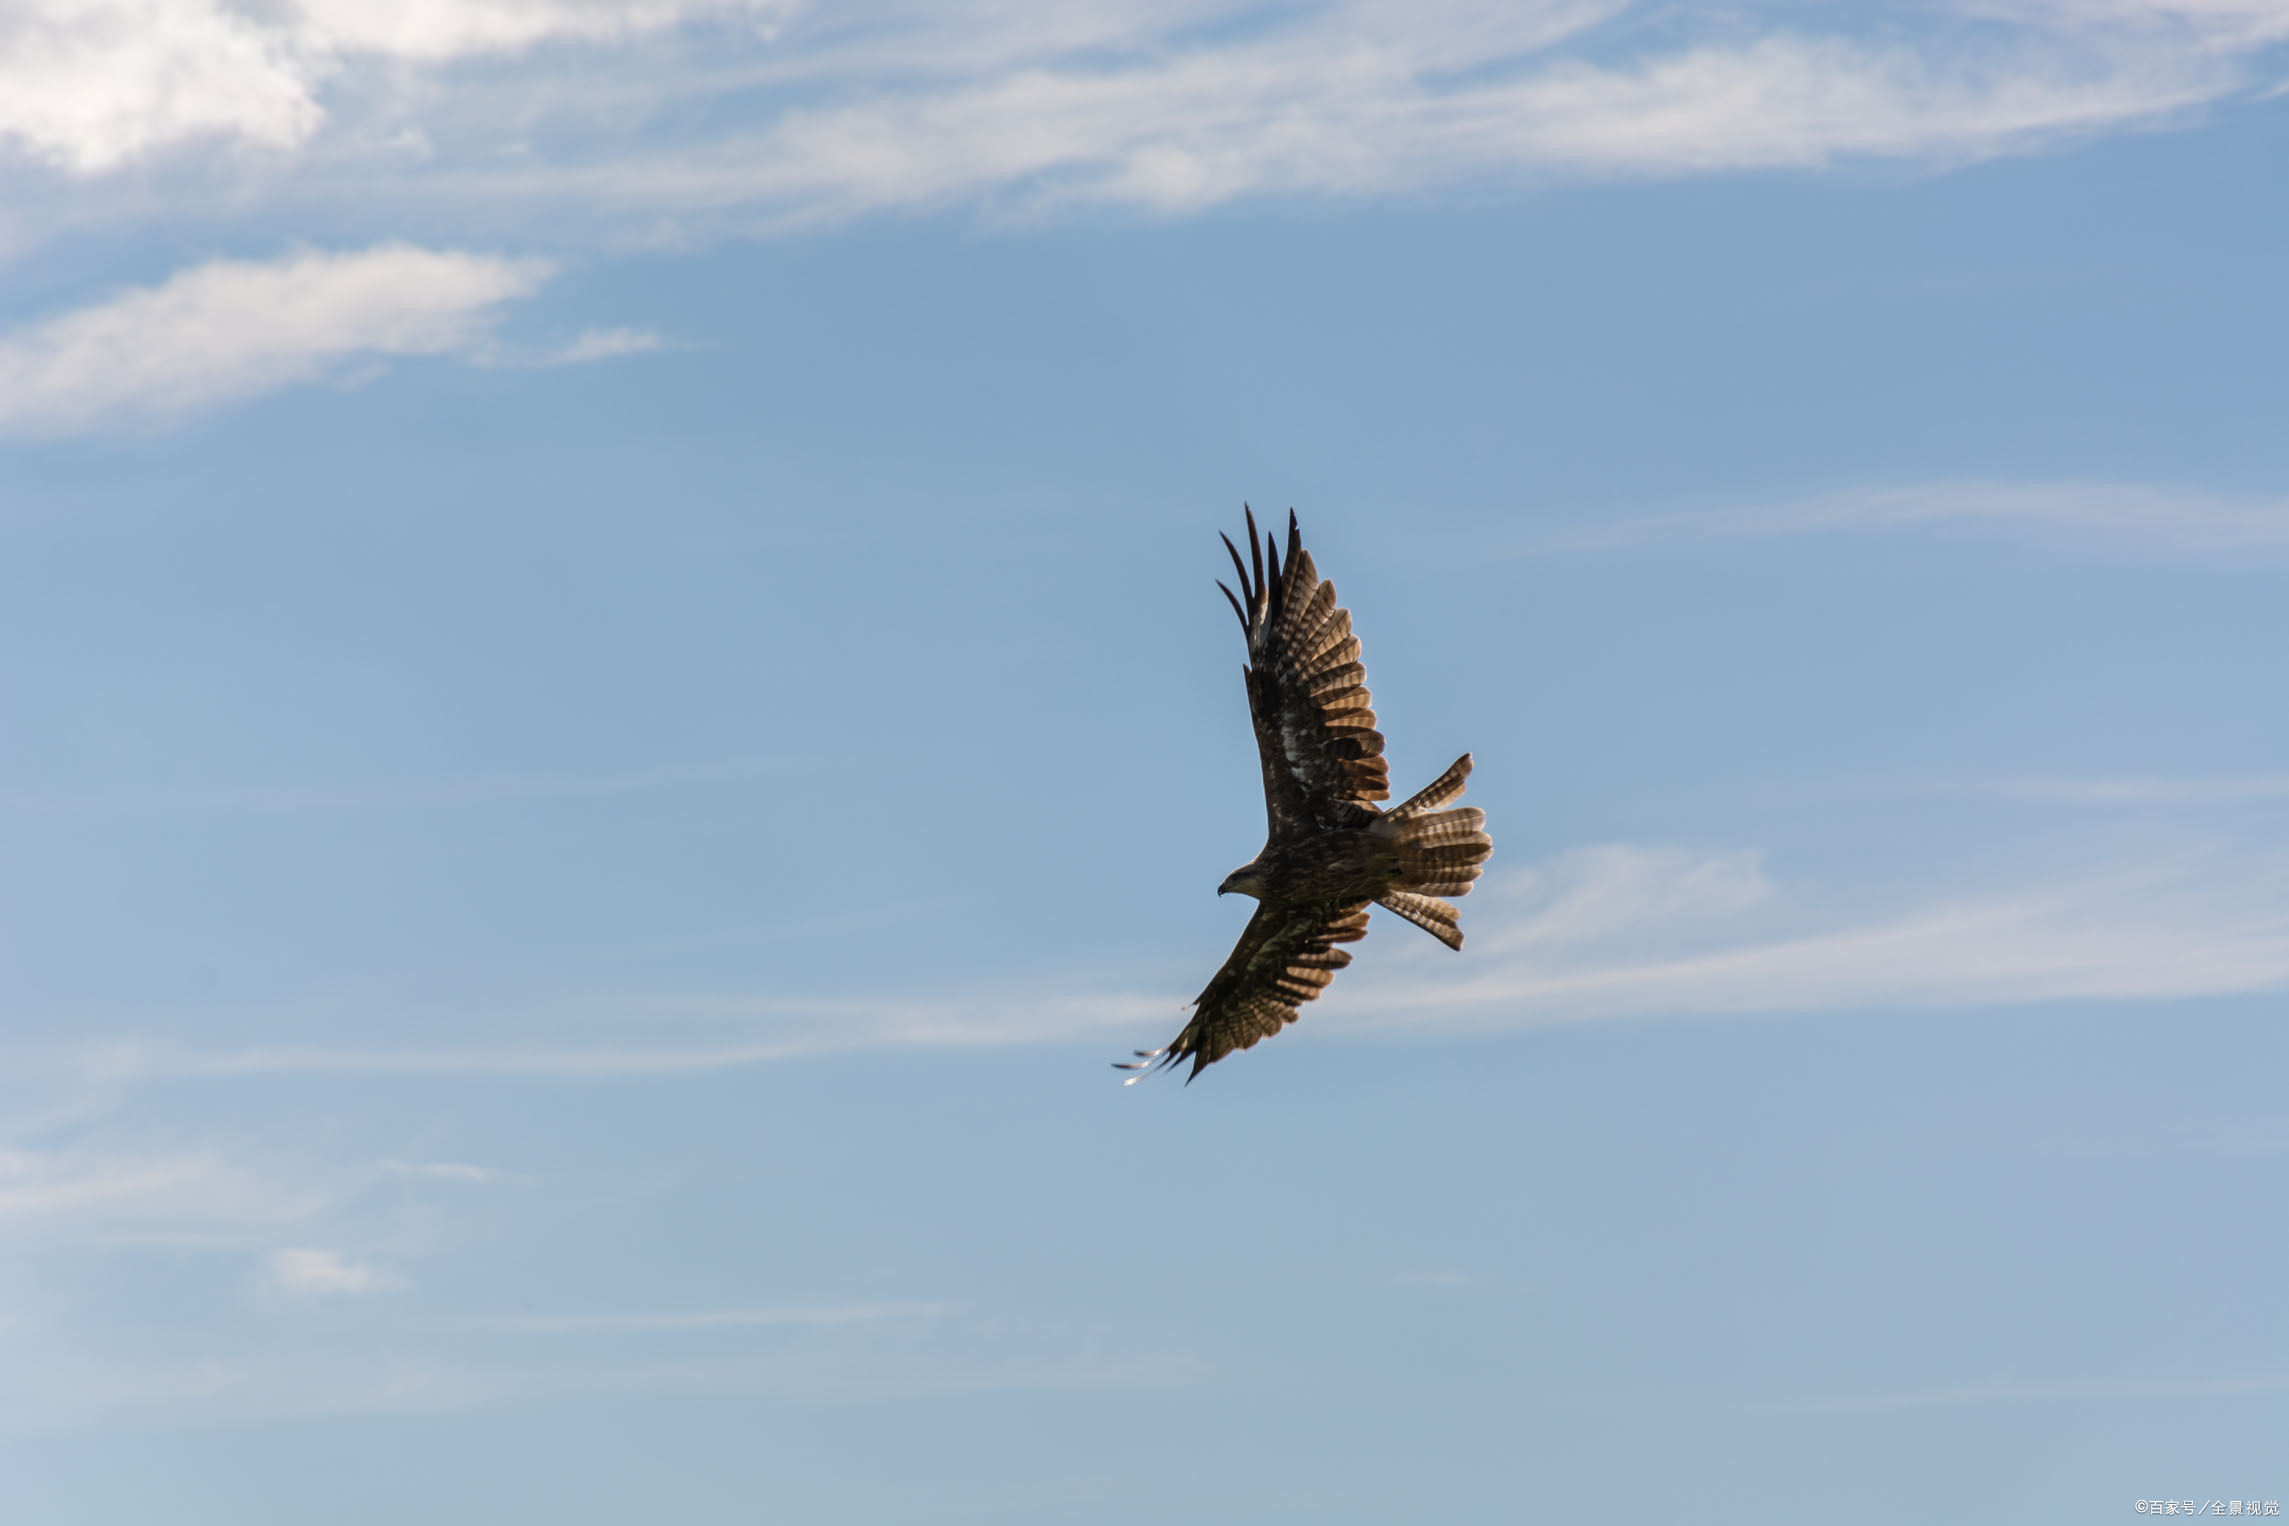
[1390,810,1490,897]
[1373,754,1490,947]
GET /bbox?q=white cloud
[0,1,2278,234]
[0,1,321,173]
[262,1246,398,1295]
[0,243,550,433]
[0,1,792,172]
[1525,480,2289,555]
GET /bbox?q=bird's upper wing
[1127,899,1371,1081]
[1219,508,1389,840]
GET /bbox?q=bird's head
[1218,863,1267,899]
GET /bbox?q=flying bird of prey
[1119,509,1491,1081]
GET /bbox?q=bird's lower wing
[1118,899,1371,1082]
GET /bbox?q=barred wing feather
[1122,901,1371,1082]
[1219,507,1388,839]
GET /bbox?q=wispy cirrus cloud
[1726,1370,2289,1417]
[412,19,2242,227]
[45,986,1169,1087]
[0,1146,322,1239]
[0,1340,1197,1429]
[1990,0,2289,49]
[1874,774,2289,803]
[1329,843,2289,1033]
[0,1141,530,1256]
[2,2,2282,239]
[1524,480,2289,556]
[0,243,549,433]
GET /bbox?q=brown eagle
[1119,509,1491,1081]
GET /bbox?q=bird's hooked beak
[1218,866,1264,899]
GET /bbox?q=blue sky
[3,2,2288,1521]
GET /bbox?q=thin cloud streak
[44,989,1170,1088]
[0,1342,1198,1428]
[1727,1372,2289,1416]
[152,1038,830,1081]
[493,1301,952,1334]
[1996,0,2289,49]
[1876,775,2289,803]
[0,1147,325,1242]
[1524,480,2289,556]
[0,754,815,815]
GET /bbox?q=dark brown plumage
[1119,509,1491,1082]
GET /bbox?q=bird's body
[1120,509,1492,1081]
[1223,825,1397,905]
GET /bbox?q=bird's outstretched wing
[1219,508,1388,840]
[1118,900,1370,1082]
